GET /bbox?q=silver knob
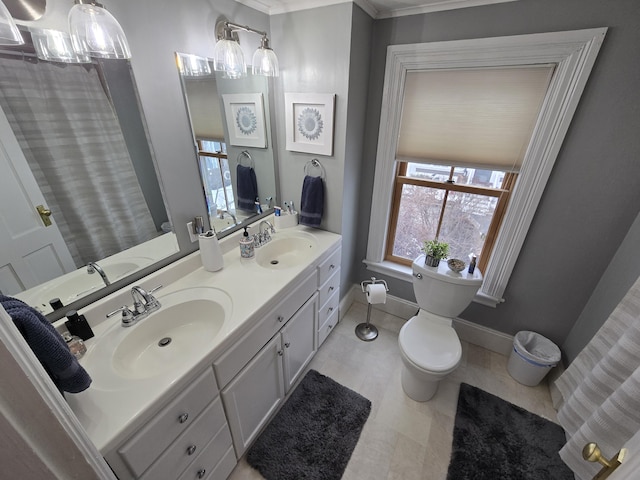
[178,413,189,424]
[328,307,334,314]
[413,272,423,279]
[284,342,290,348]
[187,445,197,455]
[329,286,334,292]
[329,264,335,270]
[197,469,206,479]
[277,350,284,356]
[277,315,284,322]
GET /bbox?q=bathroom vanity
[63,222,341,480]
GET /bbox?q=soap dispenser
[239,226,254,258]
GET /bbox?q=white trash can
[507,331,561,386]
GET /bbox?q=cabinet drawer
[317,247,341,286]
[118,369,217,477]
[214,270,316,388]
[318,288,339,329]
[318,267,340,309]
[178,437,235,480]
[140,397,228,480]
[317,301,339,348]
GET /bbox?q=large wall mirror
[0,35,178,317]
[175,52,279,233]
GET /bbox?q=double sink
[77,230,318,389]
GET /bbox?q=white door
[607,427,640,480]
[0,109,76,295]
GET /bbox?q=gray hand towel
[0,295,92,394]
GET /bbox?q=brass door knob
[36,204,52,226]
[582,443,626,480]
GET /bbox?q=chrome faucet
[87,261,111,286]
[254,220,276,247]
[106,284,163,327]
[218,210,237,224]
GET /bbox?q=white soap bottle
[199,230,224,272]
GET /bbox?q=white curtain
[0,56,158,267]
[555,275,640,480]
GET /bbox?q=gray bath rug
[447,383,573,480]
[246,369,371,480]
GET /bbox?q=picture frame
[222,93,267,148]
[285,93,335,156]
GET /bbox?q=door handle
[582,442,626,480]
[36,205,52,226]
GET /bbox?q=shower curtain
[0,56,157,267]
[555,275,640,480]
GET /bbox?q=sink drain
[270,260,279,265]
[158,337,172,347]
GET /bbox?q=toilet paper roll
[366,283,387,305]
[199,231,224,272]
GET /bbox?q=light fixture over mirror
[0,0,23,45]
[213,20,279,79]
[31,28,91,63]
[68,0,131,59]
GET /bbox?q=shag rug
[246,369,371,480]
[447,383,573,480]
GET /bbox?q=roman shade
[397,65,554,171]
[184,76,225,140]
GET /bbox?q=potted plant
[422,239,449,267]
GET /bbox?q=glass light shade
[68,3,131,59]
[0,0,23,45]
[176,53,211,77]
[213,38,246,79]
[252,47,279,77]
[31,28,91,63]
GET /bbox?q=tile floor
[228,302,559,480]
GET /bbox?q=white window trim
[365,28,607,307]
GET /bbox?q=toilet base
[401,365,439,402]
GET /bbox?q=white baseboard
[346,283,514,356]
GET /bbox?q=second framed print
[285,93,335,156]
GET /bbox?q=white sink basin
[81,287,231,387]
[255,233,318,269]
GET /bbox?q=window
[196,139,234,217]
[387,163,516,274]
[365,29,606,306]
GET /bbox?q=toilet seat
[399,314,462,374]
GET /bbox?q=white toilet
[398,254,483,401]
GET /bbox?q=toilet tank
[412,255,483,317]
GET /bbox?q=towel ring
[237,150,254,168]
[304,158,325,179]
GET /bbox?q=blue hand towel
[0,295,92,394]
[236,164,258,211]
[299,175,324,227]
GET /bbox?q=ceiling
[233,0,518,19]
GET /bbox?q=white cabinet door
[221,335,285,458]
[282,293,317,393]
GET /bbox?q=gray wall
[354,0,640,349]
[562,211,640,363]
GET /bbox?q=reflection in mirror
[175,52,278,234]
[0,44,177,317]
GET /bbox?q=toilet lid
[399,317,462,372]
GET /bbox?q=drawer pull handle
[328,324,333,329]
[277,315,284,322]
[329,286,334,292]
[327,307,334,314]
[284,342,290,348]
[197,469,206,479]
[329,264,335,270]
[187,445,197,455]
[178,413,189,424]
[277,349,284,356]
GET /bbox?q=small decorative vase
[425,255,440,267]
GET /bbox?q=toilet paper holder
[356,277,389,342]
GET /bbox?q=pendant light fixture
[0,0,23,45]
[214,20,279,79]
[68,0,131,59]
[176,52,212,77]
[31,28,91,63]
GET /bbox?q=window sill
[363,259,502,308]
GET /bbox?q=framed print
[222,93,267,148]
[285,93,335,156]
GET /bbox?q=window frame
[386,162,516,274]
[364,28,607,307]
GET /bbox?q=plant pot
[425,255,440,267]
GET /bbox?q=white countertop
[62,221,341,453]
